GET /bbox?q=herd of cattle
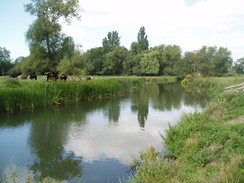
[9,73,93,81]
[9,72,67,81]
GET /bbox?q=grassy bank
[0,76,176,113]
[0,78,125,113]
[129,77,244,183]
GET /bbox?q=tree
[161,45,181,75]
[59,36,75,59]
[140,51,160,75]
[137,26,149,52]
[102,46,128,75]
[24,0,80,70]
[102,31,120,52]
[82,47,104,75]
[234,57,244,74]
[57,51,85,76]
[9,57,25,75]
[0,47,13,75]
[212,47,232,76]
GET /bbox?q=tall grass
[0,76,177,113]
[0,79,125,113]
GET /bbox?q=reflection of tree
[105,98,121,123]
[31,152,82,181]
[28,108,84,181]
[183,89,208,108]
[151,83,208,111]
[131,85,149,128]
[25,99,125,181]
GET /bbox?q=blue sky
[0,0,244,61]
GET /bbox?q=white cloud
[62,0,244,60]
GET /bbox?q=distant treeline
[1,0,243,77]
[1,29,243,77]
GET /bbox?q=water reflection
[0,83,208,182]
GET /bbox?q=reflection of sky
[0,124,33,182]
[65,100,204,166]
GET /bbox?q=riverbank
[0,76,176,114]
[129,76,244,183]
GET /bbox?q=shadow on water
[0,82,208,182]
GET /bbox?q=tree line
[0,0,243,77]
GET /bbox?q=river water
[0,83,208,183]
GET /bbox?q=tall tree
[102,31,120,52]
[130,26,149,55]
[0,47,12,75]
[24,0,80,71]
[137,26,149,52]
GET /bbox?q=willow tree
[24,0,80,72]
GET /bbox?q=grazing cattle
[19,74,28,79]
[29,74,37,80]
[59,74,67,81]
[86,76,93,80]
[45,72,67,81]
[45,72,59,81]
[10,74,19,78]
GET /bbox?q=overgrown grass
[0,76,176,114]
[0,79,125,113]
[129,77,244,183]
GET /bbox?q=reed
[0,79,125,113]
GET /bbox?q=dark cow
[29,74,37,80]
[45,72,67,81]
[10,74,19,78]
[45,72,59,81]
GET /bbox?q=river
[0,82,208,183]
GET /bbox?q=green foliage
[234,57,244,74]
[102,46,128,75]
[181,74,193,86]
[57,51,85,75]
[182,46,233,77]
[161,45,182,75]
[130,147,177,183]
[137,26,149,52]
[140,51,160,75]
[0,47,13,75]
[102,31,120,52]
[82,47,104,75]
[24,0,80,71]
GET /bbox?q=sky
[0,0,244,61]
